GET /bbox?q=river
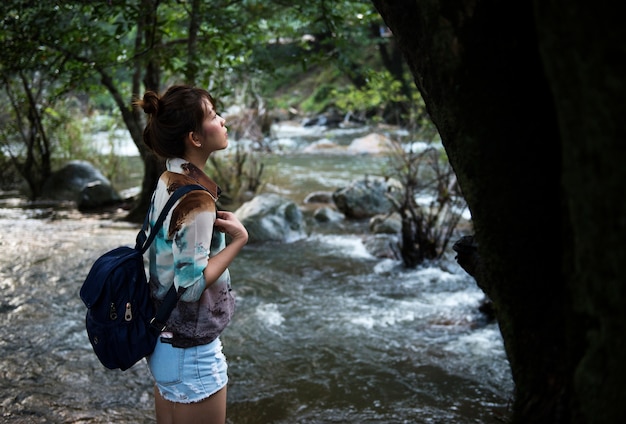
[0,123,513,423]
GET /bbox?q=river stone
[347,133,398,154]
[79,181,122,210]
[301,139,343,153]
[369,212,402,234]
[235,193,306,243]
[363,234,400,259]
[313,206,344,223]
[303,191,334,204]
[41,160,121,209]
[332,176,403,219]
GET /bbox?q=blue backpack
[80,184,205,370]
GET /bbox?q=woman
[135,85,248,423]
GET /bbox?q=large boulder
[332,176,403,219]
[235,193,306,243]
[41,160,121,210]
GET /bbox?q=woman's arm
[203,210,248,288]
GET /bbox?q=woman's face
[198,98,228,154]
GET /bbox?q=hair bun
[141,91,160,115]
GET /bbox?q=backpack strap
[150,286,179,333]
[135,184,207,253]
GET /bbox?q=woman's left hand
[214,211,248,244]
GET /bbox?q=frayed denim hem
[156,379,227,404]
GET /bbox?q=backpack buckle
[149,318,167,333]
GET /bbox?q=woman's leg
[154,385,174,424]
[154,385,227,424]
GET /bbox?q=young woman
[135,85,248,423]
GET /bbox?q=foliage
[0,73,54,199]
[384,139,468,267]
[331,70,429,127]
[63,113,139,189]
[45,100,135,191]
[0,0,421,209]
[0,1,83,197]
[206,145,264,209]
[300,82,340,114]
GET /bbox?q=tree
[0,3,80,198]
[259,1,417,125]
[372,1,626,423]
[1,0,271,218]
[386,144,466,267]
[0,0,161,212]
[0,72,53,199]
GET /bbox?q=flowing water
[0,124,513,423]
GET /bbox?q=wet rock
[302,112,344,127]
[312,206,344,223]
[332,176,403,219]
[369,212,402,234]
[301,139,344,153]
[363,234,400,259]
[235,193,306,243]
[304,191,334,204]
[41,160,121,210]
[347,133,399,154]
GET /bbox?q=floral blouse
[145,157,235,348]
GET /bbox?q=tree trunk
[372,1,625,423]
[533,2,626,423]
[123,0,164,223]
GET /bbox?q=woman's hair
[134,85,216,158]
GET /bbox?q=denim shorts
[147,337,228,404]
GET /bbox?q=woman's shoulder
[177,189,216,212]
[166,187,216,236]
[163,178,216,215]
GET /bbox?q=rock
[80,181,121,210]
[235,193,306,243]
[301,139,343,153]
[369,212,402,234]
[312,206,344,223]
[41,160,121,210]
[332,176,403,219]
[302,112,344,127]
[347,133,399,154]
[303,191,334,204]
[362,234,400,259]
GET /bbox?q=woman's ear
[187,131,201,147]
